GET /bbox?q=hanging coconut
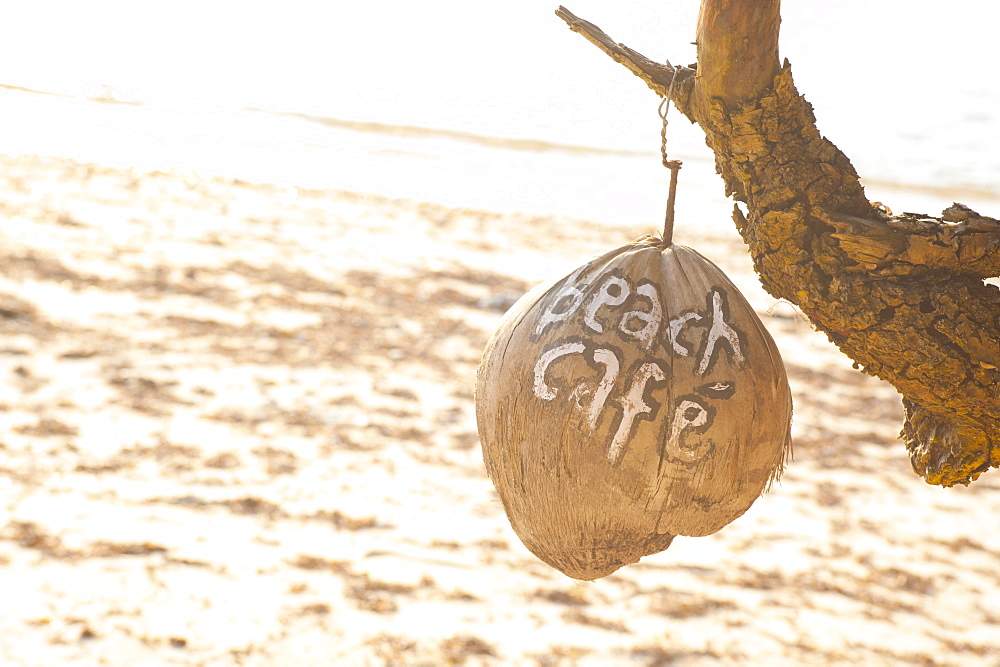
[475,235,792,580]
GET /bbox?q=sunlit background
[1,1,999,663]
[1,0,997,218]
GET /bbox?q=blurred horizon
[2,3,1000,662]
[0,0,997,220]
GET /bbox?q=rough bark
[556,4,1000,486]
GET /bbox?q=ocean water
[0,0,996,224]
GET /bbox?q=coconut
[476,236,792,580]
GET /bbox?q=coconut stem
[662,160,682,246]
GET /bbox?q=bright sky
[0,0,996,197]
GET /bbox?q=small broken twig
[555,6,695,116]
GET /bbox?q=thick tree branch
[820,206,1000,278]
[694,0,780,110]
[556,5,1000,486]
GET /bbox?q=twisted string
[659,71,682,246]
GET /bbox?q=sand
[1,152,999,665]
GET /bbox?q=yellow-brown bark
[556,3,1000,485]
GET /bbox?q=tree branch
[694,0,780,110]
[820,206,1000,278]
[554,6,696,116]
[555,4,1000,486]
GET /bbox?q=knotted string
[659,71,682,246]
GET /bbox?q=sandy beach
[3,0,1000,662]
[0,147,998,665]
